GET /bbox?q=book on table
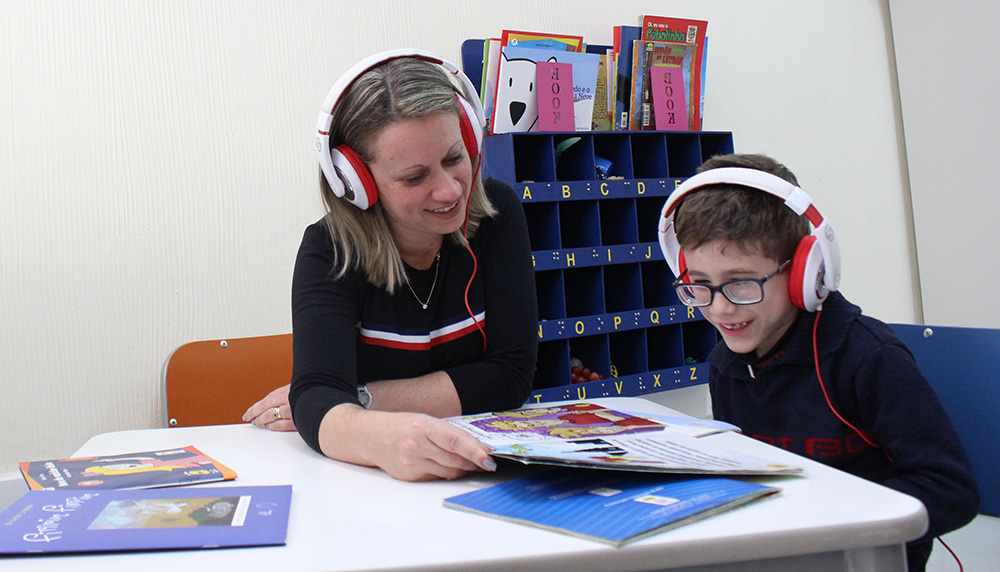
[19,445,238,491]
[447,401,801,476]
[0,485,292,555]
[444,468,778,547]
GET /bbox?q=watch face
[357,386,371,408]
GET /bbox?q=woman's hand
[243,384,296,431]
[320,406,497,482]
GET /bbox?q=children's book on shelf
[447,402,801,475]
[19,445,238,491]
[443,468,778,546]
[500,29,584,52]
[637,15,708,130]
[491,46,602,134]
[0,485,291,555]
[612,25,641,130]
[628,40,697,131]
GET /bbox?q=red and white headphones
[658,167,842,312]
[314,48,486,210]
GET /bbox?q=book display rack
[481,131,735,403]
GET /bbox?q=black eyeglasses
[673,260,791,307]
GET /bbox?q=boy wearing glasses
[661,153,978,572]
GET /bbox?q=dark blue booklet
[444,470,777,546]
[0,485,291,555]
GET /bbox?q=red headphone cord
[814,311,967,571]
[811,310,885,453]
[463,155,487,352]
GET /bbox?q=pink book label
[536,61,575,132]
[650,66,688,131]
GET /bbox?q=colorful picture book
[468,16,708,133]
[0,485,291,555]
[628,40,697,131]
[638,15,707,130]
[19,446,238,491]
[447,402,801,475]
[444,469,778,546]
[491,45,602,134]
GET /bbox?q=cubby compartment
[534,269,566,321]
[563,266,605,318]
[553,134,595,181]
[646,324,685,371]
[636,195,668,244]
[535,340,570,389]
[592,133,634,179]
[523,202,560,251]
[604,263,643,313]
[558,200,601,248]
[681,319,721,365]
[599,199,639,245]
[569,335,611,381]
[480,130,734,402]
[665,133,704,178]
[700,132,737,164]
[609,329,648,378]
[641,260,679,308]
[629,132,670,178]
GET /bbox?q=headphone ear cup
[456,94,482,158]
[788,235,827,311]
[676,249,689,283]
[330,144,379,210]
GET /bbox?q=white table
[2,397,927,571]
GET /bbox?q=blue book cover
[444,470,777,546]
[0,485,291,554]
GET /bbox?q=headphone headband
[314,49,485,210]
[315,48,485,139]
[657,167,841,311]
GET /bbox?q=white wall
[0,0,912,477]
[888,0,1000,329]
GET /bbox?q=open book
[448,402,801,475]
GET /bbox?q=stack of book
[470,15,709,135]
[444,402,794,546]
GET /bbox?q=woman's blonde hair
[319,57,495,293]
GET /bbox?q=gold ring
[272,407,282,421]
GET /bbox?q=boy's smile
[682,241,800,359]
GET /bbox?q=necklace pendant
[421,303,428,310]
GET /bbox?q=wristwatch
[357,385,373,409]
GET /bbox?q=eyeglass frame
[672,260,792,307]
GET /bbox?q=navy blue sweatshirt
[708,291,979,571]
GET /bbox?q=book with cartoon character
[444,469,778,546]
[19,446,237,491]
[0,485,290,554]
[491,46,601,134]
[447,402,801,475]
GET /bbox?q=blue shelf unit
[482,131,735,404]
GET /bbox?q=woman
[243,50,538,482]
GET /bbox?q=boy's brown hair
[674,154,811,263]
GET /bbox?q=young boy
[658,153,979,572]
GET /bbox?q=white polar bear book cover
[492,46,601,134]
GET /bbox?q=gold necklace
[406,252,440,310]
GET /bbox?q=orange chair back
[162,334,293,427]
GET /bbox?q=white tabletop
[2,397,927,571]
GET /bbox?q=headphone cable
[812,310,884,452]
[463,155,487,352]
